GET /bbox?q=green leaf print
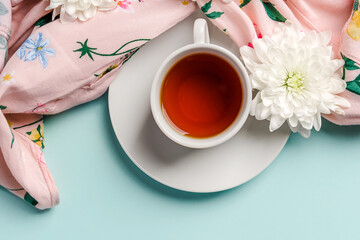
[0,36,7,51]
[0,105,7,110]
[26,124,45,149]
[341,53,360,80]
[354,0,359,11]
[201,0,212,13]
[0,2,8,16]
[206,11,224,19]
[200,0,224,20]
[74,39,150,61]
[10,129,14,149]
[240,0,252,8]
[261,1,286,22]
[24,192,38,206]
[344,55,360,70]
[346,74,360,95]
[74,39,97,61]
[35,12,58,28]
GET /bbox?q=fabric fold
[0,0,197,209]
[0,0,11,72]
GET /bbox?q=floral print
[0,71,14,85]
[346,74,360,94]
[261,1,286,22]
[26,124,45,149]
[347,10,360,41]
[32,103,49,113]
[180,0,191,6]
[239,0,286,22]
[17,33,56,68]
[95,63,119,78]
[22,103,50,113]
[35,12,57,28]
[341,53,360,95]
[0,2,8,15]
[248,23,262,48]
[343,2,360,95]
[24,192,38,206]
[201,0,224,19]
[74,38,150,61]
[10,129,14,148]
[240,0,250,8]
[116,0,134,12]
[0,36,7,50]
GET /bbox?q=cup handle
[193,18,210,44]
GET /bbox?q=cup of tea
[150,18,251,149]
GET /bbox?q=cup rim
[150,43,252,149]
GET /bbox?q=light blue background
[1,92,360,240]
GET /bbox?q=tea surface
[161,53,243,138]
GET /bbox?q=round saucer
[108,10,290,192]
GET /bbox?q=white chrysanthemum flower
[240,21,350,138]
[46,0,116,23]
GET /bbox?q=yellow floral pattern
[1,71,14,85]
[3,73,12,82]
[180,0,191,6]
[26,124,44,149]
[347,10,360,41]
[95,63,119,78]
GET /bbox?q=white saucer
[108,10,290,193]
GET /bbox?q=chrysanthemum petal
[250,92,261,116]
[47,0,114,23]
[313,112,321,131]
[288,115,298,127]
[60,6,76,23]
[257,103,271,120]
[269,115,286,132]
[253,37,272,64]
[241,21,348,138]
[290,125,311,138]
[240,46,261,71]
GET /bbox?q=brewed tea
[161,53,243,138]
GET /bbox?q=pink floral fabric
[0,0,11,72]
[0,0,359,209]
[0,0,196,209]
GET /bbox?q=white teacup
[150,18,251,149]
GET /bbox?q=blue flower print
[17,45,26,59]
[16,32,56,68]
